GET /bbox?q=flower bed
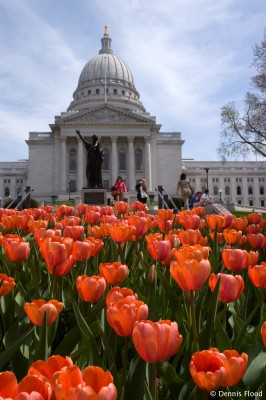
[0,202,265,399]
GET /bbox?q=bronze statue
[76,130,104,189]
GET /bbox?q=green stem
[49,267,58,299]
[260,289,265,324]
[121,336,129,399]
[223,303,227,331]
[149,362,157,400]
[190,290,199,352]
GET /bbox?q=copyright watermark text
[210,390,263,398]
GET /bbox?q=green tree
[218,28,266,159]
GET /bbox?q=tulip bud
[147,264,157,284]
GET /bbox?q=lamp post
[204,168,210,190]
[219,189,223,204]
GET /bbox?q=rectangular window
[261,200,265,207]
[113,89,117,95]
[122,90,125,95]
[249,200,253,206]
[69,180,76,192]
[238,200,242,204]
[96,89,100,95]
[88,90,91,95]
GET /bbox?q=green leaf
[72,300,102,366]
[213,317,232,350]
[0,326,34,371]
[34,313,48,361]
[123,355,146,400]
[144,380,153,400]
[243,352,266,391]
[198,277,221,349]
[233,303,260,350]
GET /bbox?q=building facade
[0,28,265,209]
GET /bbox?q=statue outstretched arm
[76,130,87,145]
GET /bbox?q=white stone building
[0,29,265,209]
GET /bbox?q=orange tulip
[100,214,118,224]
[39,236,74,275]
[3,235,30,262]
[72,240,94,262]
[129,201,148,212]
[34,228,62,245]
[190,348,226,391]
[239,235,247,246]
[76,275,106,302]
[172,244,209,263]
[128,215,149,236]
[53,365,84,400]
[178,213,201,230]
[222,248,247,271]
[108,222,136,243]
[18,375,52,400]
[60,216,81,228]
[157,219,173,233]
[82,366,117,400]
[1,215,19,230]
[87,225,105,239]
[114,201,129,215]
[209,273,244,303]
[248,262,266,288]
[158,209,174,221]
[209,231,224,244]
[170,259,211,291]
[24,299,64,326]
[64,225,84,240]
[76,203,89,215]
[177,229,203,245]
[192,207,205,216]
[0,371,18,399]
[28,355,73,381]
[223,229,242,245]
[0,273,15,296]
[84,237,104,256]
[147,239,171,262]
[233,217,248,231]
[261,322,266,347]
[164,233,180,249]
[28,219,48,233]
[132,320,183,363]
[55,205,74,219]
[220,350,248,386]
[246,224,262,234]
[247,233,265,249]
[106,286,138,308]
[206,214,225,230]
[99,262,129,284]
[100,206,114,216]
[107,298,148,336]
[84,210,101,224]
[245,251,259,267]
[248,212,263,225]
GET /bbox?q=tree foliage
[218,28,266,159]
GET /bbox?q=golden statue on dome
[104,24,109,34]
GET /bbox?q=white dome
[68,30,145,112]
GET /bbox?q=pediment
[59,105,155,126]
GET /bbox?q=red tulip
[172,244,209,263]
[248,212,262,225]
[220,350,248,386]
[245,251,259,267]
[248,262,266,288]
[107,298,148,336]
[223,229,242,245]
[71,240,94,262]
[18,375,52,400]
[76,275,106,302]
[114,201,129,215]
[206,215,225,230]
[84,210,101,224]
[82,366,117,400]
[84,237,104,256]
[147,239,171,261]
[128,215,149,236]
[39,236,74,275]
[158,209,174,221]
[178,213,200,230]
[247,233,265,249]
[99,262,129,284]
[24,299,64,326]
[209,273,244,303]
[170,259,211,291]
[132,320,183,363]
[222,248,247,271]
[233,217,248,231]
[63,225,84,240]
[0,273,15,296]
[177,229,203,245]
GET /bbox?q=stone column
[60,137,67,192]
[54,132,60,192]
[111,136,118,185]
[144,137,152,192]
[128,137,135,191]
[150,129,158,191]
[242,177,248,205]
[77,137,84,190]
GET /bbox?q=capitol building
[0,28,265,209]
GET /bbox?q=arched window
[4,187,10,197]
[259,186,264,195]
[236,186,241,195]
[225,186,230,196]
[17,187,22,196]
[248,186,253,195]
[103,148,110,171]
[135,148,143,172]
[69,148,77,171]
[213,186,218,196]
[119,147,126,171]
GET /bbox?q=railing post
[163,194,168,209]
[158,185,163,209]
[25,186,31,209]
[17,193,23,211]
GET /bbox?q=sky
[0,0,265,162]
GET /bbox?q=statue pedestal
[81,189,107,206]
